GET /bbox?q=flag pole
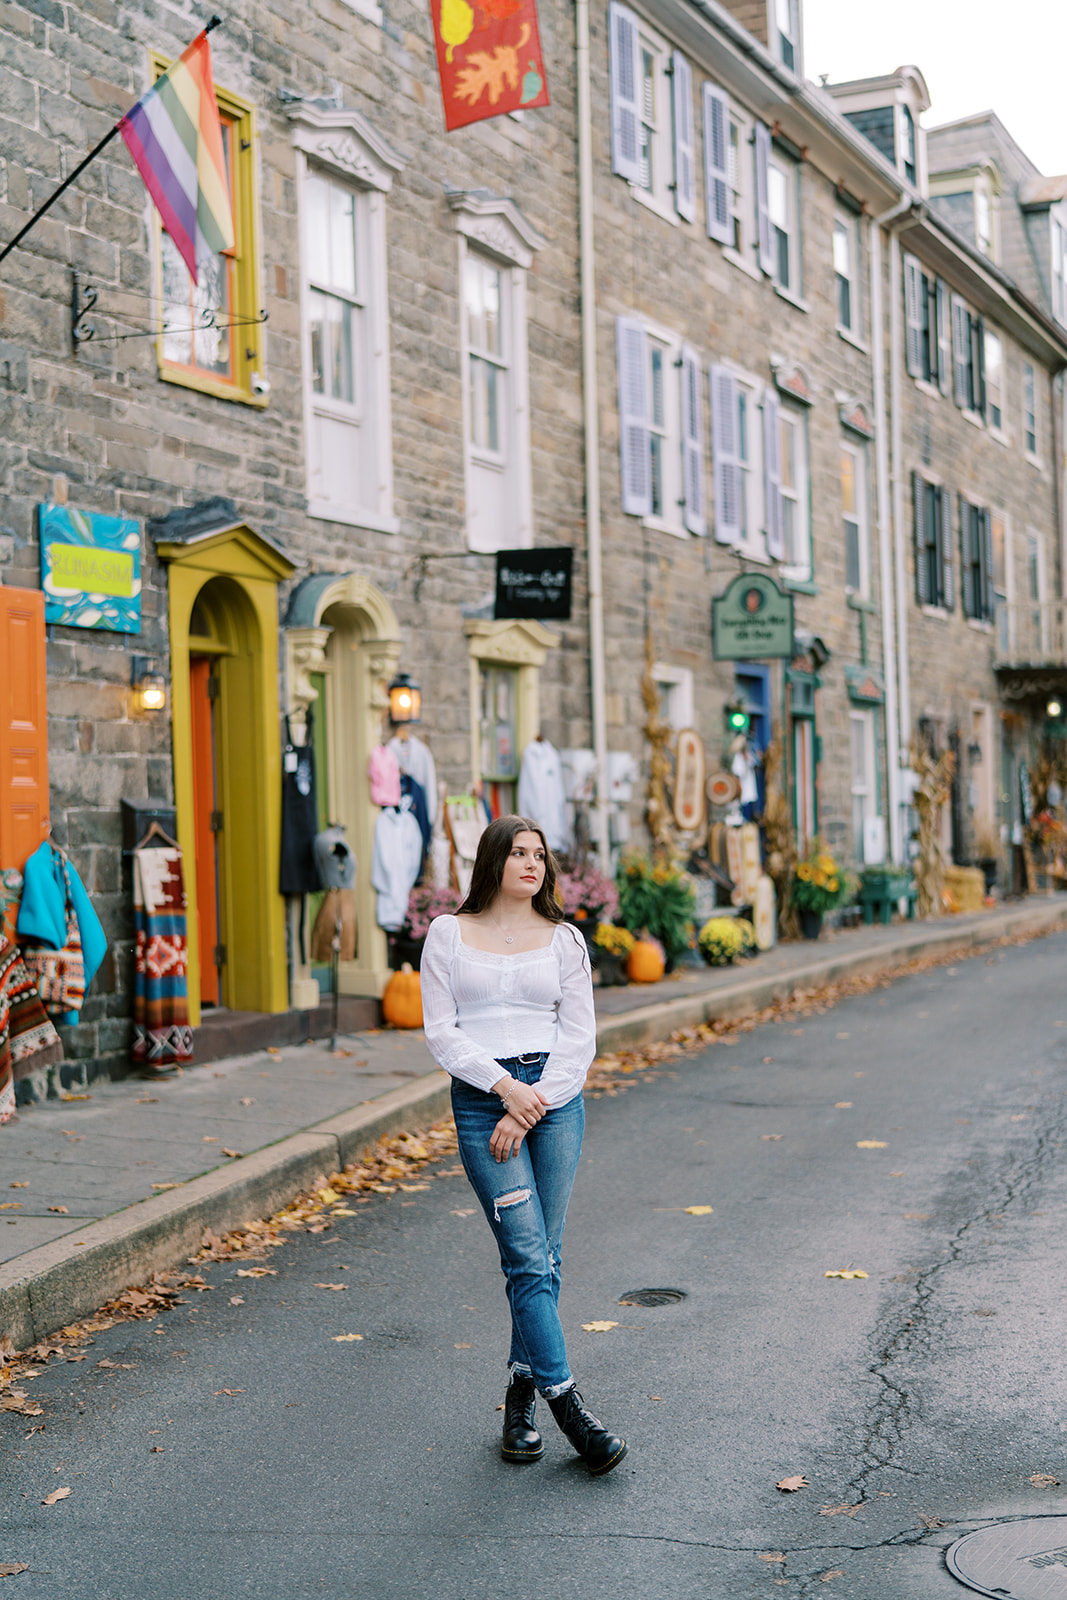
[0,14,223,271]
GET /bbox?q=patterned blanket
[131,846,194,1069]
[0,932,63,1125]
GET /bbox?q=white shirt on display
[517,738,568,850]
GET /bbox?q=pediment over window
[288,103,407,192]
[446,188,546,269]
[771,360,813,407]
[839,397,876,439]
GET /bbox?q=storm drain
[618,1288,687,1307]
[947,1517,1067,1597]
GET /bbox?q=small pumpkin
[627,936,665,984]
[382,962,423,1029]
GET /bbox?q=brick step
[193,997,381,1063]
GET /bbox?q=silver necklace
[489,911,517,944]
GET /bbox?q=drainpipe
[575,0,611,866]
[873,196,918,862]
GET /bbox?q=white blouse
[420,914,597,1109]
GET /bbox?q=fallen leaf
[760,1134,784,1141]
[856,1141,887,1149]
[332,1333,363,1342]
[890,1171,905,1177]
[60,1092,90,1100]
[776,1475,809,1492]
[222,1149,242,1159]
[650,1395,663,1401]
[824,1269,868,1280]
[135,1096,159,1104]
[314,1283,347,1291]
[229,1296,245,1306]
[684,1205,713,1215]
[9,1182,28,1188]
[759,1553,786,1563]
[0,1202,22,1210]
[820,1573,845,1583]
[318,1188,341,1204]
[0,1564,30,1576]
[42,1487,71,1505]
[581,1320,619,1333]
[235,1267,276,1278]
[151,1184,179,1192]
[239,1097,255,1107]
[1030,1473,1060,1487]
[762,1057,775,1064]
[1010,1113,1027,1121]
[332,1208,357,1216]
[904,1212,929,1220]
[454,1343,472,1349]
[212,1389,246,1396]
[266,1047,281,1054]
[836,1032,850,1039]
[46,1206,69,1214]
[820,1502,863,1517]
[918,1514,946,1529]
[203,1136,219,1143]
[96,1359,133,1369]
[66,1353,86,1363]
[835,1102,853,1109]
[451,1208,476,1217]
[973,1308,997,1317]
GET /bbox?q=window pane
[309,289,326,395]
[779,415,796,491]
[482,266,501,356]
[850,716,868,788]
[650,345,665,427]
[327,297,353,403]
[650,434,663,517]
[464,257,484,349]
[329,184,357,294]
[738,390,748,463]
[840,449,855,515]
[641,49,655,121]
[306,173,330,282]
[768,165,789,229]
[992,514,1006,592]
[845,517,860,591]
[728,122,740,192]
[161,231,193,365]
[833,219,850,278]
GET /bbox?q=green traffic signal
[727,707,750,733]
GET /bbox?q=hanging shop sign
[495,547,572,620]
[673,728,706,832]
[711,572,794,661]
[430,0,550,131]
[38,503,141,632]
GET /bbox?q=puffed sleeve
[536,924,597,1108]
[420,916,510,1094]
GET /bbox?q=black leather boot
[501,1371,544,1462]
[547,1387,628,1476]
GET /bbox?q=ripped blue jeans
[451,1053,585,1397]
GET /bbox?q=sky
[802,1,1067,177]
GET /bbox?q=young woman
[421,815,627,1476]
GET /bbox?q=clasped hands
[489,1076,549,1163]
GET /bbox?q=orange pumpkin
[627,938,665,983]
[382,963,423,1029]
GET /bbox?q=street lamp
[388,672,421,724]
[1048,699,1062,718]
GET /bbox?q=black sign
[495,547,573,620]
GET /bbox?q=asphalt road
[6,930,1067,1599]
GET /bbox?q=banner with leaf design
[430,0,549,130]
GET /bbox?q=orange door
[190,656,220,1006]
[0,587,49,870]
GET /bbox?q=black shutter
[980,508,994,621]
[913,471,929,605]
[940,488,954,611]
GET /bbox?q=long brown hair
[456,815,564,922]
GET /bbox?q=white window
[850,709,877,863]
[653,663,694,730]
[609,5,675,220]
[1052,212,1067,325]
[984,327,1004,433]
[293,109,404,531]
[726,109,754,262]
[767,154,799,293]
[710,363,764,551]
[616,317,705,535]
[1023,362,1038,458]
[450,192,543,553]
[772,0,799,73]
[778,406,809,578]
[841,441,869,597]
[834,213,860,336]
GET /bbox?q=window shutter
[709,363,741,545]
[980,507,994,620]
[680,344,706,535]
[936,278,951,396]
[951,294,969,407]
[975,316,986,418]
[904,253,923,378]
[940,488,954,611]
[702,83,731,245]
[609,3,642,185]
[0,585,49,871]
[959,496,974,617]
[671,52,695,221]
[762,389,784,560]
[755,121,774,275]
[616,316,650,516]
[913,473,929,606]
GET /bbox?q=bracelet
[499,1081,516,1113]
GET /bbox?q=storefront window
[479,664,518,816]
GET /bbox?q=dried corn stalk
[642,630,674,861]
[910,739,955,917]
[760,730,799,939]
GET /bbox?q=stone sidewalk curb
[4,898,1066,1350]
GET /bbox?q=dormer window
[901,105,916,186]
[1052,212,1067,324]
[773,0,799,73]
[976,187,992,256]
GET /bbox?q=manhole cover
[947,1518,1067,1597]
[618,1288,687,1307]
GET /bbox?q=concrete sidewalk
[4,895,1067,1349]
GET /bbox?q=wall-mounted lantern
[132,655,167,713]
[388,672,421,724]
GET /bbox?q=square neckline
[452,915,562,959]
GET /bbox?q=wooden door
[0,587,49,870]
[190,656,220,1005]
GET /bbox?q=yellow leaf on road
[685,1205,713,1215]
[315,1283,347,1291]
[581,1320,619,1333]
[776,1475,809,1492]
[318,1188,341,1204]
[47,1206,69,1214]
[0,1565,30,1576]
[42,1487,71,1505]
[825,1269,868,1279]
[857,1141,887,1149]
[0,1202,21,1210]
[235,1268,277,1278]
[332,1208,357,1216]
[759,1553,786,1563]
[332,1333,363,1342]
[1031,1473,1060,1487]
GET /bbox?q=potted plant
[792,846,848,939]
[556,861,620,952]
[697,917,747,966]
[615,852,696,972]
[973,823,1000,896]
[392,883,463,969]
[592,922,633,987]
[857,864,915,925]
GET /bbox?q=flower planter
[858,872,916,926]
[387,934,425,971]
[594,951,629,987]
[799,909,823,940]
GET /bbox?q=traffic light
[726,703,750,735]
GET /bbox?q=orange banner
[430,0,550,131]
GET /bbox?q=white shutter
[951,294,969,408]
[680,344,706,535]
[913,472,929,606]
[616,316,650,517]
[940,488,955,611]
[936,278,951,396]
[762,389,783,559]
[709,363,741,545]
[755,121,773,275]
[903,252,923,378]
[671,52,695,222]
[702,83,731,245]
[609,2,642,185]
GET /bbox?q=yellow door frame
[158,523,295,1024]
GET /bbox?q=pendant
[505,935,514,944]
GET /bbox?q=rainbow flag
[119,29,234,284]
